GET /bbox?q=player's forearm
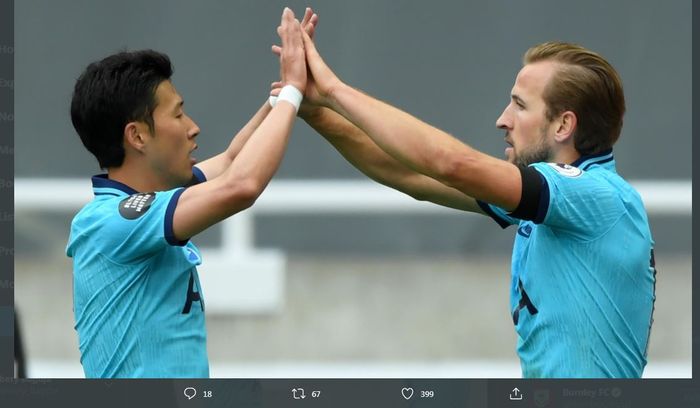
[303,106,420,191]
[302,106,482,213]
[327,83,480,186]
[302,106,384,176]
[223,100,273,161]
[170,102,298,241]
[323,84,519,209]
[222,103,296,199]
[196,100,273,180]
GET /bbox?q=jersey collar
[570,148,616,172]
[91,174,139,197]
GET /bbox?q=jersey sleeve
[476,165,549,229]
[530,162,627,240]
[476,200,519,229]
[98,187,188,262]
[85,167,207,262]
[189,166,207,185]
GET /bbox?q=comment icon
[184,387,197,400]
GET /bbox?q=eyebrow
[511,94,526,106]
[172,99,184,113]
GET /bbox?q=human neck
[551,144,581,166]
[107,161,169,193]
[559,151,581,166]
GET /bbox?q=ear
[123,121,149,153]
[553,111,577,143]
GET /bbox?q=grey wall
[15,0,692,178]
[15,0,692,254]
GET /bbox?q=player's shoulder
[532,162,586,180]
[68,195,122,255]
[80,190,177,221]
[531,162,627,204]
[71,191,149,230]
[72,194,120,225]
[115,191,160,220]
[531,162,613,188]
[543,163,643,219]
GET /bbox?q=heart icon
[401,387,414,400]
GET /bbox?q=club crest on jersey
[119,193,155,219]
[547,163,583,178]
[186,247,201,263]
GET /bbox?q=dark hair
[70,49,173,168]
[524,42,626,155]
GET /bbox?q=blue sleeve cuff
[529,167,551,224]
[507,166,550,224]
[192,166,207,184]
[476,200,512,229]
[164,188,189,246]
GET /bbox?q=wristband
[268,95,278,107]
[275,85,303,112]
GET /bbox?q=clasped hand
[271,7,342,112]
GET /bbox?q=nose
[496,104,512,130]
[186,115,200,138]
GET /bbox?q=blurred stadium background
[14,0,691,377]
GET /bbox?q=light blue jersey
[66,169,209,378]
[478,150,656,378]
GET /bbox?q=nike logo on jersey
[517,224,533,238]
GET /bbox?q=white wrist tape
[274,85,303,112]
[268,95,278,107]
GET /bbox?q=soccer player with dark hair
[287,9,656,378]
[66,8,308,378]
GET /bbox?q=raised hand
[272,7,318,55]
[271,8,323,112]
[300,7,319,39]
[299,26,342,108]
[276,7,306,93]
